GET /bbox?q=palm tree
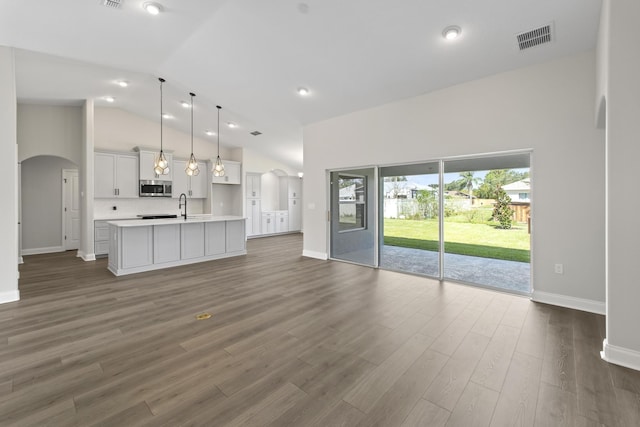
[459,171,479,201]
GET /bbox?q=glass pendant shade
[186,153,200,176]
[185,92,200,176]
[211,105,225,176]
[213,155,225,177]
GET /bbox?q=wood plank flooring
[2,233,639,426]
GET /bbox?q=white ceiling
[0,0,602,170]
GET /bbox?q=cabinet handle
[252,200,256,206]
[252,191,255,196]
[225,176,229,182]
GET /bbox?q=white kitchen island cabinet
[107,216,246,276]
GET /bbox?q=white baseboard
[77,250,96,262]
[0,290,20,304]
[531,290,605,315]
[302,249,328,260]
[21,246,64,256]
[601,339,640,371]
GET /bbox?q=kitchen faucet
[178,193,187,220]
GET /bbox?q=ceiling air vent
[101,0,123,9]
[250,131,262,136]
[516,23,553,51]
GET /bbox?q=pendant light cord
[217,105,221,156]
[159,77,165,152]
[190,92,195,153]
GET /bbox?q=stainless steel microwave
[140,180,172,197]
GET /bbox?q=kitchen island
[107,215,246,276]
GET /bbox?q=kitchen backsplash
[94,198,205,219]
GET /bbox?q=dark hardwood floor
[2,233,639,426]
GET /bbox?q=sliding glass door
[328,152,531,295]
[379,162,441,277]
[329,168,377,266]
[442,154,531,293]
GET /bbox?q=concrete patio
[380,245,531,294]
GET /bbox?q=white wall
[599,0,640,370]
[94,107,235,161]
[242,147,299,176]
[21,156,77,253]
[17,104,82,164]
[0,46,19,303]
[304,51,605,307]
[94,198,204,219]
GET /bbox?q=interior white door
[63,169,80,250]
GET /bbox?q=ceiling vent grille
[516,24,553,51]
[250,131,262,136]
[101,0,123,9]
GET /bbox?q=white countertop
[107,215,246,227]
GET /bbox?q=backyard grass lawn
[384,218,530,263]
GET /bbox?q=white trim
[18,256,23,264]
[21,246,65,256]
[601,339,640,371]
[0,290,20,304]
[302,249,328,260]
[77,250,96,261]
[531,290,605,314]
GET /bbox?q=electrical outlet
[554,263,564,274]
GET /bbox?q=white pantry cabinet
[95,152,139,198]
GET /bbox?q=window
[338,174,366,231]
[518,192,529,200]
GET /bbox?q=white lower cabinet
[226,220,246,253]
[154,224,181,264]
[275,211,289,233]
[95,220,110,256]
[205,221,226,255]
[120,226,153,269]
[261,212,274,234]
[181,223,205,260]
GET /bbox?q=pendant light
[185,92,200,176]
[154,77,170,176]
[212,105,225,177]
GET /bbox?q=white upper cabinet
[139,150,173,182]
[173,159,209,198]
[212,160,241,185]
[190,164,208,198]
[171,159,189,198]
[95,152,139,198]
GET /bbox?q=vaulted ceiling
[0,0,602,169]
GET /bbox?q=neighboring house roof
[502,179,530,192]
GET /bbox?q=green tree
[492,188,513,229]
[475,169,530,199]
[459,171,480,200]
[416,189,438,219]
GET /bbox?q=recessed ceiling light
[227,122,237,128]
[205,130,215,136]
[104,96,115,103]
[162,113,172,119]
[442,25,461,40]
[143,2,163,15]
[180,101,190,108]
[116,80,128,88]
[297,87,309,96]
